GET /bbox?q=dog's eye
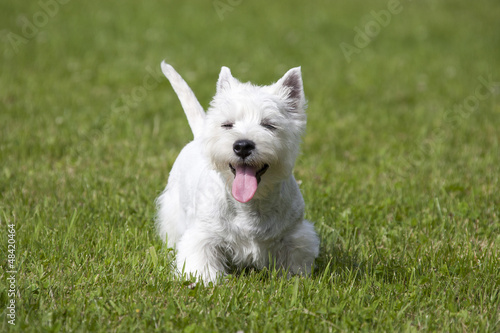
[261,122,277,131]
[221,122,234,129]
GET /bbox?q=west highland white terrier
[156,62,320,283]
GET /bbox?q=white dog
[156,62,319,283]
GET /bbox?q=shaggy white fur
[156,62,319,283]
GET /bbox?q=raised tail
[161,61,206,139]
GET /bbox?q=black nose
[233,139,255,159]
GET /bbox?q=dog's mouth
[229,163,269,203]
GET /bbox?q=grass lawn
[1,0,499,331]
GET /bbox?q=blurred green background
[1,0,499,331]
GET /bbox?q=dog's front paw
[179,264,225,286]
[281,220,320,277]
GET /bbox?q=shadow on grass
[315,242,411,284]
[169,239,412,287]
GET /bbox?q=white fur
[156,62,320,283]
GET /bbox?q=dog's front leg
[280,220,320,277]
[175,227,226,284]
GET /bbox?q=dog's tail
[161,61,206,139]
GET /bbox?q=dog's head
[203,67,307,203]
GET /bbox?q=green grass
[1,0,499,331]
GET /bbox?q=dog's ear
[275,67,306,113]
[217,66,235,93]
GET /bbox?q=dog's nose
[233,139,255,159]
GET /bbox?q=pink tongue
[232,165,258,203]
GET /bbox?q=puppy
[156,62,319,283]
